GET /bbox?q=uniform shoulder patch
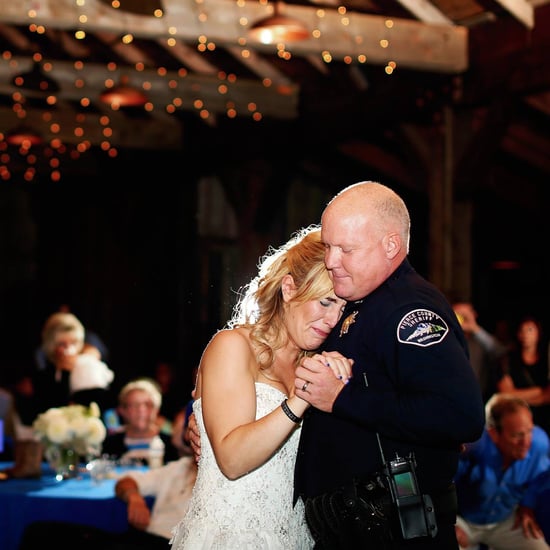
[397,308,448,347]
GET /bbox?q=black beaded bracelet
[281,399,302,424]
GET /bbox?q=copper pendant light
[249,2,309,44]
[99,75,148,108]
[5,125,44,147]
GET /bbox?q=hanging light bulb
[249,2,309,44]
[5,125,44,147]
[100,75,148,108]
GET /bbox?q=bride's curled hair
[227,224,334,370]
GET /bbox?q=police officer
[294,181,485,549]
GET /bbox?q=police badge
[340,311,358,337]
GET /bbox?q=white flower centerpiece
[33,402,107,480]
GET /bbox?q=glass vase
[47,446,80,481]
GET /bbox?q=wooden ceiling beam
[157,39,218,75]
[94,31,157,65]
[493,0,534,28]
[0,103,183,149]
[0,0,468,73]
[525,91,550,116]
[0,56,300,120]
[225,46,295,86]
[394,0,453,24]
[0,23,33,50]
[502,123,550,172]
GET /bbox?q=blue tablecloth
[0,462,132,550]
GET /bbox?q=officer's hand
[295,352,353,412]
[186,412,201,463]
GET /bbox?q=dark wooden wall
[0,143,547,396]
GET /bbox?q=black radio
[384,453,438,540]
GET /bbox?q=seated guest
[0,387,16,460]
[101,378,179,465]
[452,300,507,402]
[3,367,41,441]
[34,304,110,371]
[32,311,105,412]
[496,315,550,436]
[152,360,183,435]
[0,378,43,477]
[18,455,197,550]
[454,394,550,550]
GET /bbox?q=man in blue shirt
[455,395,550,549]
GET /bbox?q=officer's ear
[383,232,401,260]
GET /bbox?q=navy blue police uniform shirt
[295,259,485,500]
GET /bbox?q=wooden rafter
[0,0,469,73]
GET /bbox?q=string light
[0,0,400,181]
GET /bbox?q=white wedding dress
[170,383,314,550]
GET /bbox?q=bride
[170,226,351,549]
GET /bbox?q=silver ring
[302,381,310,392]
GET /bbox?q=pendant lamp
[5,125,44,147]
[249,2,309,44]
[100,76,148,108]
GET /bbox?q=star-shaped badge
[340,311,358,337]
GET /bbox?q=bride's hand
[320,351,354,382]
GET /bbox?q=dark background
[0,141,548,402]
[1,0,549,402]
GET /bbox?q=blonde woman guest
[170,226,351,549]
[32,311,100,412]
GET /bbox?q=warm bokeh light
[0,0,402,182]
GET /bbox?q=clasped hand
[185,351,354,463]
[295,351,354,413]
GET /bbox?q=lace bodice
[170,383,313,550]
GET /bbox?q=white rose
[88,402,101,418]
[33,408,64,437]
[64,404,87,422]
[43,407,65,420]
[71,416,90,439]
[87,417,107,445]
[46,416,71,444]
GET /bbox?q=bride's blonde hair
[227,225,334,370]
